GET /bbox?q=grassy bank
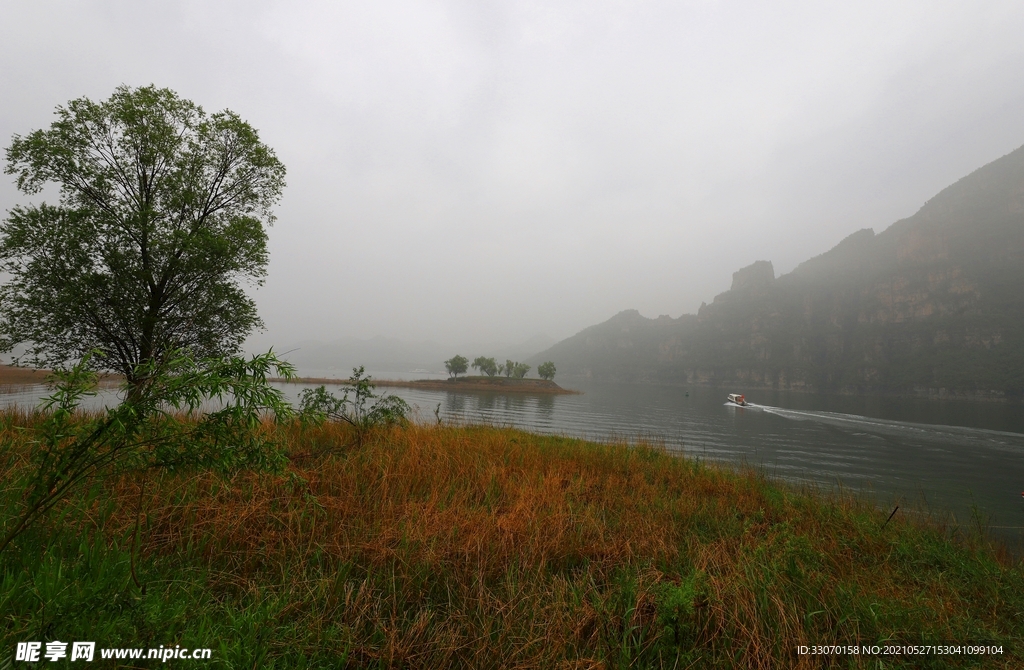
[2,414,1022,668]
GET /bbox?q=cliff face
[532,144,1024,398]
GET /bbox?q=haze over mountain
[530,144,1024,399]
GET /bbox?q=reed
[2,414,1021,668]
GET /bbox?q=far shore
[0,364,122,387]
[273,375,581,395]
[0,364,53,385]
[0,364,577,395]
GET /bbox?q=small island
[281,356,579,394]
[281,375,580,395]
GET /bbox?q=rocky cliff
[532,144,1024,399]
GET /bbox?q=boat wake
[751,403,1024,451]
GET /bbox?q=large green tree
[0,85,285,384]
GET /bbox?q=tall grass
[2,414,1021,667]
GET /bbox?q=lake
[5,376,1023,550]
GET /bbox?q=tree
[472,356,498,377]
[445,354,468,379]
[537,361,556,380]
[298,366,409,447]
[500,359,530,378]
[0,85,286,387]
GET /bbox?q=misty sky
[2,1,1024,351]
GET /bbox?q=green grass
[2,415,1022,668]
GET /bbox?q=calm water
[6,378,1023,548]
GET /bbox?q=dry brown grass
[0,365,51,385]
[58,422,1015,667]
[0,364,124,386]
[4,415,1021,667]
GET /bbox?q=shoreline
[0,364,122,387]
[0,365,53,385]
[559,375,1023,403]
[273,375,582,395]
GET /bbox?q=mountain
[530,145,1024,399]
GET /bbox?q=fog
[2,1,1024,355]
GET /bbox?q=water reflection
[443,391,542,426]
[0,383,122,411]
[536,393,555,420]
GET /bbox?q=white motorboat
[726,393,747,406]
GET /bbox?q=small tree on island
[512,362,531,379]
[472,356,498,377]
[502,359,515,377]
[445,355,468,379]
[537,361,556,380]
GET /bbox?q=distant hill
[530,144,1024,399]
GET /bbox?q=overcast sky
[2,1,1024,350]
